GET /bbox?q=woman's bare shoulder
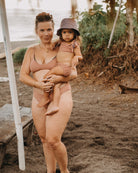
[25,44,40,57]
[24,45,37,61]
[27,44,39,51]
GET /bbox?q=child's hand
[72,56,79,66]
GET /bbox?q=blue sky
[5,0,106,11]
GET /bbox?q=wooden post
[87,0,93,11]
[0,0,25,170]
[71,0,77,18]
[107,0,122,49]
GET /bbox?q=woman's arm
[43,59,78,84]
[20,47,53,92]
[20,47,39,87]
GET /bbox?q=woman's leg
[37,92,50,107]
[32,97,57,173]
[43,143,57,173]
[46,90,73,173]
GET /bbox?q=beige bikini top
[30,56,57,73]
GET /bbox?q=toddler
[39,18,83,115]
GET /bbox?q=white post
[0,0,25,170]
[107,0,122,49]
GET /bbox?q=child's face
[61,29,75,42]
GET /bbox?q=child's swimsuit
[57,40,79,76]
[59,40,78,53]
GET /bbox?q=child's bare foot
[45,104,59,116]
[46,106,59,115]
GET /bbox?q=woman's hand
[36,80,54,92]
[42,75,60,85]
[42,81,54,92]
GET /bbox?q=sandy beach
[0,46,138,172]
[0,59,138,172]
[0,38,138,173]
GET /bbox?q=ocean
[0,8,71,42]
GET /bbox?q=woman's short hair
[35,12,54,31]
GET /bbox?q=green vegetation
[78,7,128,60]
[77,4,138,80]
[13,48,27,64]
[133,14,138,35]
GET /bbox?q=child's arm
[44,65,70,77]
[43,66,62,80]
[72,43,83,67]
[74,42,83,61]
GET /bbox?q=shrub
[78,6,127,61]
[13,48,27,64]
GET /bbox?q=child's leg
[43,64,71,80]
[43,66,65,79]
[37,92,50,107]
[46,83,61,115]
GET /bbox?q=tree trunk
[71,0,77,18]
[87,0,93,12]
[110,0,116,18]
[126,0,135,46]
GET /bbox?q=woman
[20,12,77,173]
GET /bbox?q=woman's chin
[43,38,52,43]
[43,40,51,44]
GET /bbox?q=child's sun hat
[57,18,80,36]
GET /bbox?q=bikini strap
[33,46,36,61]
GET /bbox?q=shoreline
[0,40,39,54]
[0,35,58,56]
